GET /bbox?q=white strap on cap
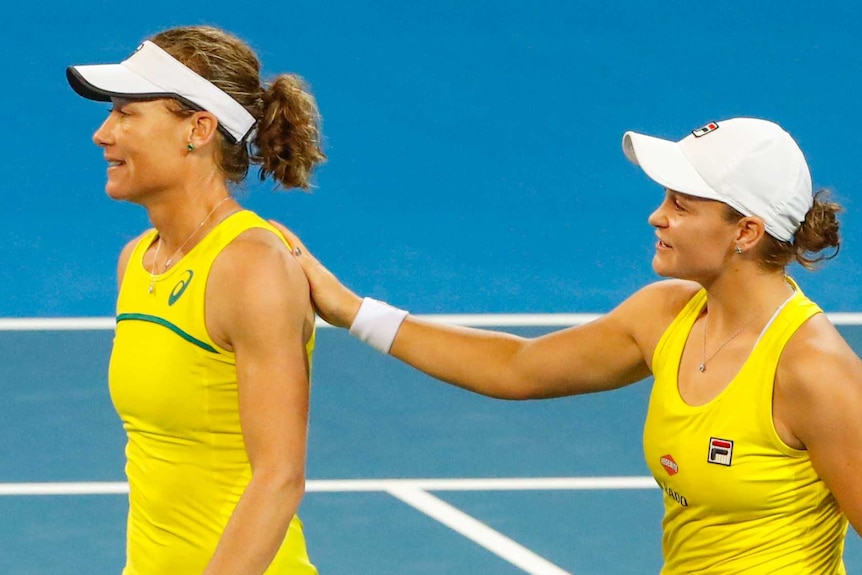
[349,297,409,354]
[124,41,256,143]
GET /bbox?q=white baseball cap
[67,41,256,144]
[622,118,813,242]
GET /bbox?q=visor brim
[66,64,174,102]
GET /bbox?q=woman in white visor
[275,118,861,574]
[68,26,323,575]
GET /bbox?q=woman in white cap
[276,118,861,573]
[67,26,322,575]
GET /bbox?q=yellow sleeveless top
[643,280,847,574]
[108,210,317,575]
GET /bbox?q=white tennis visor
[67,41,256,144]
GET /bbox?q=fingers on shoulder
[216,229,311,309]
[267,219,298,245]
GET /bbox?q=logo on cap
[707,437,734,466]
[692,122,719,138]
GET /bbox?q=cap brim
[66,64,174,102]
[622,131,719,200]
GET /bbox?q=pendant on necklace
[698,363,706,373]
[148,282,155,294]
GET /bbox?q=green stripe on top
[116,313,218,354]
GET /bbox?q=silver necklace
[699,311,749,373]
[148,196,231,294]
[698,289,798,373]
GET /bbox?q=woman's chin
[104,184,136,202]
[651,257,672,278]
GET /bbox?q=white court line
[3,313,862,331]
[0,476,657,496]
[306,476,657,492]
[0,315,599,331]
[0,317,118,331]
[388,486,572,575]
[0,482,130,496]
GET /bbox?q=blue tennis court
[2,322,861,574]
[2,1,861,573]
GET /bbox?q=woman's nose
[648,204,666,228]
[92,114,114,148]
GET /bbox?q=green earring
[187,143,195,152]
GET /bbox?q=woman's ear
[735,216,767,252]
[187,111,220,149]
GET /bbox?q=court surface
[1,320,861,574]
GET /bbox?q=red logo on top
[660,454,679,475]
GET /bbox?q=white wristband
[349,297,409,354]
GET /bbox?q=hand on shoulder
[207,227,313,352]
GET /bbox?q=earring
[187,143,195,152]
[735,246,743,254]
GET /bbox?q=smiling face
[647,190,742,282]
[92,98,191,202]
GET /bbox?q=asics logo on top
[169,270,194,306]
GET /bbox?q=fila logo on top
[707,437,734,466]
[692,122,719,137]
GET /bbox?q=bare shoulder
[207,227,313,349]
[612,279,701,341]
[776,313,862,442]
[211,227,310,300]
[624,279,701,313]
[778,313,862,397]
[222,228,288,255]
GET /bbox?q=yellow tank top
[643,280,848,574]
[109,210,317,575]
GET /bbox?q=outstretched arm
[271,222,683,399]
[389,308,653,399]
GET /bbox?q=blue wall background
[2,1,861,317]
